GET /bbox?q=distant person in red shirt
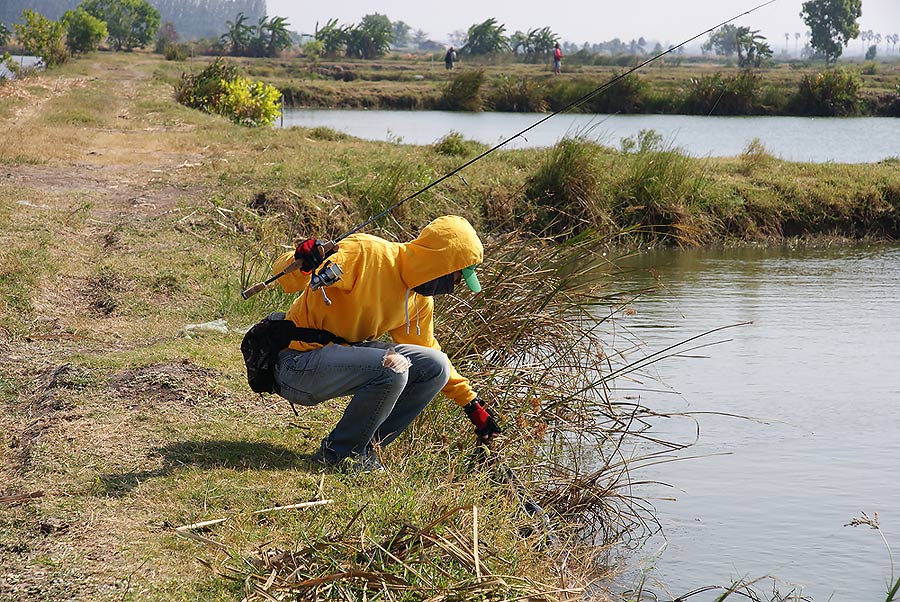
[553,42,562,75]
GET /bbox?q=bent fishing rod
[241,0,776,300]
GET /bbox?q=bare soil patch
[110,359,225,407]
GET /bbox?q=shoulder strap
[292,326,351,346]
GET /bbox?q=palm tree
[262,15,292,57]
[533,28,558,55]
[315,19,348,57]
[508,27,556,61]
[784,32,790,54]
[795,32,801,55]
[221,13,252,56]
[734,26,771,67]
[509,30,529,55]
[345,13,393,59]
[462,18,509,56]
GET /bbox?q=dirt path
[1,59,231,600]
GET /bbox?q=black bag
[240,312,348,394]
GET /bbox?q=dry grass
[1,50,896,602]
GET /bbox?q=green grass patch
[3,50,900,601]
[39,84,114,128]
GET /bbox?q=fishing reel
[310,260,342,305]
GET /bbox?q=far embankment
[280,108,900,164]
[243,56,900,118]
[4,51,899,250]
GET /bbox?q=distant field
[151,53,900,116]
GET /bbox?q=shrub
[585,72,646,113]
[682,70,763,115]
[174,58,281,127]
[487,75,547,112]
[546,73,646,114]
[174,58,240,112]
[163,43,189,61]
[62,7,107,54]
[441,69,485,111]
[792,68,861,116]
[217,76,282,127]
[523,136,603,236]
[432,131,483,157]
[154,21,179,56]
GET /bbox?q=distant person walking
[552,42,562,75]
[444,47,457,71]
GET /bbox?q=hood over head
[399,216,483,289]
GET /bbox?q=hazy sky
[267,0,900,50]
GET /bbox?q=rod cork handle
[241,282,268,299]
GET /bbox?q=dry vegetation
[1,50,897,602]
[0,51,660,601]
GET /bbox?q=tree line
[0,0,265,42]
[2,0,891,69]
[302,0,883,67]
[305,15,561,61]
[4,0,162,67]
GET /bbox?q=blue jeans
[276,342,451,462]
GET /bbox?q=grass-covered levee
[2,51,900,600]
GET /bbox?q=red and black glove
[294,239,329,273]
[463,399,502,442]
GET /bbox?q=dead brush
[425,228,695,564]
[185,503,581,601]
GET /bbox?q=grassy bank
[1,51,898,601]
[180,54,900,116]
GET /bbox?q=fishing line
[336,0,778,243]
[241,0,777,298]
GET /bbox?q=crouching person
[271,215,500,472]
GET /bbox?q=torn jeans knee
[382,349,411,373]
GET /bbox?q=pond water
[0,55,42,80]
[609,244,900,601]
[281,109,900,163]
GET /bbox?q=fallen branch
[0,491,44,505]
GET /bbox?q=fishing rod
[241,0,777,300]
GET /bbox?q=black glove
[463,399,502,442]
[294,239,332,273]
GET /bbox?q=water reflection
[0,55,42,80]
[611,244,900,601]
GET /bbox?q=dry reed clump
[441,69,486,112]
[188,502,584,601]
[429,231,687,562]
[612,131,711,246]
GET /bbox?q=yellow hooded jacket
[273,215,483,407]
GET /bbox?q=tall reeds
[440,69,486,112]
[612,131,711,246]
[424,229,684,557]
[522,136,607,238]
